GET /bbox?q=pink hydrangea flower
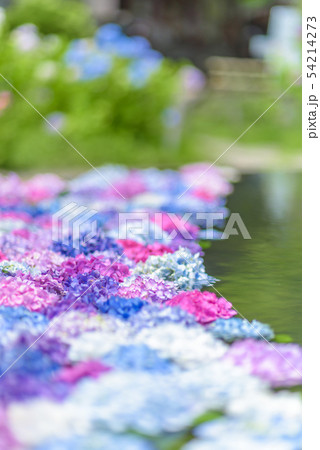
[0,173,23,207]
[224,339,302,387]
[180,163,233,200]
[109,171,146,199]
[166,290,236,324]
[118,239,173,263]
[23,174,65,203]
[151,213,200,238]
[0,278,58,311]
[55,360,111,384]
[0,211,32,224]
[0,173,65,206]
[0,407,20,450]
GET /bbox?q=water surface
[205,172,302,343]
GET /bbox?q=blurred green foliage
[6,0,95,37]
[0,8,183,170]
[0,0,301,172]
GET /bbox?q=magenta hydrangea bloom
[166,290,236,324]
[59,255,130,283]
[0,278,59,312]
[224,339,302,387]
[118,239,173,263]
[118,275,178,304]
[55,360,111,384]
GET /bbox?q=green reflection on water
[205,172,302,343]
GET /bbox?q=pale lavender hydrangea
[224,339,302,387]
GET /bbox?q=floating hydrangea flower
[23,174,65,203]
[208,318,274,342]
[55,360,111,384]
[0,211,32,235]
[103,344,173,373]
[186,391,301,450]
[118,275,178,303]
[59,254,130,283]
[133,248,215,290]
[42,272,119,318]
[0,306,49,345]
[0,229,52,260]
[224,339,302,387]
[68,327,132,362]
[0,260,35,276]
[128,303,197,331]
[0,278,59,312]
[0,407,20,449]
[35,432,155,450]
[134,323,227,369]
[52,232,123,257]
[166,290,236,324]
[7,363,262,443]
[0,374,69,405]
[20,250,66,274]
[180,163,233,200]
[118,239,173,263]
[45,310,121,344]
[21,273,65,296]
[151,212,200,239]
[96,296,147,319]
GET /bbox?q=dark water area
[205,172,302,343]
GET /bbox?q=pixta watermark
[52,203,251,248]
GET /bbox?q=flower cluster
[0,277,58,312]
[0,164,301,449]
[133,248,215,290]
[224,339,302,387]
[118,239,173,263]
[208,318,275,342]
[118,275,178,303]
[166,290,237,324]
[66,24,163,85]
[0,260,34,276]
[59,254,130,282]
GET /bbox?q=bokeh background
[0,0,301,341]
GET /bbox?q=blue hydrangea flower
[95,24,123,48]
[96,296,147,319]
[128,57,162,87]
[35,432,155,450]
[128,303,197,331]
[208,318,274,342]
[103,344,173,373]
[0,345,59,379]
[52,232,123,257]
[0,306,49,333]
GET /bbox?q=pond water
[205,172,302,343]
